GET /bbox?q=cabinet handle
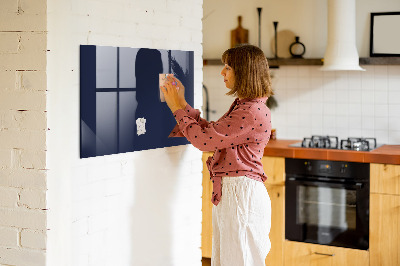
[314,252,335,257]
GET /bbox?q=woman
[162,44,273,266]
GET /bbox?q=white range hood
[320,0,365,71]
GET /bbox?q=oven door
[285,177,369,250]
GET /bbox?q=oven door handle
[287,177,364,189]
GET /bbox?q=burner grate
[301,135,339,149]
[340,137,377,151]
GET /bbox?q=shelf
[359,57,400,65]
[203,57,400,67]
[203,58,322,67]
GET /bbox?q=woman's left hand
[161,76,184,113]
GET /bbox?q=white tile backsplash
[203,65,400,144]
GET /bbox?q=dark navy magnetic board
[80,45,194,158]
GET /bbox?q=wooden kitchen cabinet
[370,193,400,266]
[370,163,400,195]
[370,163,400,266]
[262,156,285,266]
[264,184,285,266]
[284,241,369,266]
[202,152,214,258]
[261,156,285,186]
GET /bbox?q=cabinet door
[370,163,400,195]
[284,241,369,266]
[202,152,214,258]
[370,193,400,266]
[264,185,284,266]
[261,156,285,185]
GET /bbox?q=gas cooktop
[289,135,383,151]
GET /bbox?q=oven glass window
[297,186,356,230]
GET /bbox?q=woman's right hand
[168,75,187,107]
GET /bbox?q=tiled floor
[202,257,211,266]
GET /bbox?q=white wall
[0,0,48,265]
[203,0,400,58]
[46,0,203,266]
[203,0,400,145]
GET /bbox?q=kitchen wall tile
[374,90,388,104]
[324,127,337,136]
[298,77,311,89]
[311,86,323,101]
[336,103,349,116]
[273,76,286,90]
[286,126,301,139]
[361,75,374,91]
[362,129,375,138]
[335,72,349,90]
[362,116,375,130]
[348,71,362,90]
[361,90,374,103]
[348,90,362,103]
[323,86,336,103]
[311,102,324,113]
[298,67,311,78]
[374,65,388,77]
[336,128,349,140]
[349,116,362,129]
[286,77,299,89]
[311,114,324,128]
[388,104,400,117]
[203,65,400,144]
[348,103,362,116]
[388,117,400,131]
[374,77,388,91]
[336,115,348,128]
[336,90,349,103]
[388,65,400,76]
[374,117,389,130]
[388,75,400,91]
[388,91,400,104]
[323,103,336,115]
[323,115,336,129]
[310,66,323,77]
[322,70,335,78]
[361,104,374,117]
[298,102,312,115]
[374,130,389,144]
[272,67,286,79]
[287,113,300,127]
[311,127,325,136]
[310,77,324,90]
[349,128,362,137]
[375,104,389,117]
[296,127,312,138]
[388,131,400,143]
[285,66,298,77]
[362,65,375,74]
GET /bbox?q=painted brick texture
[0,0,47,265]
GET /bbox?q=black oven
[285,158,369,250]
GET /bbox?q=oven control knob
[304,161,312,171]
[340,164,347,174]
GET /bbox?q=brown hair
[221,44,273,99]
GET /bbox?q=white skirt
[212,176,271,266]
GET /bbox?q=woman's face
[220,64,235,89]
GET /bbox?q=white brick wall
[46,1,203,266]
[0,0,48,265]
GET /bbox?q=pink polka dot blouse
[169,97,272,206]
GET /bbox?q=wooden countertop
[263,139,400,165]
